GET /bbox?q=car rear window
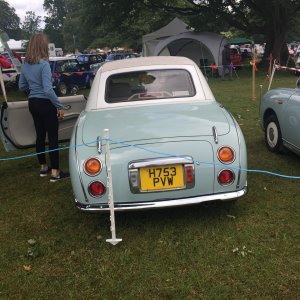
[105,69,195,103]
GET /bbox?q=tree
[69,0,300,61]
[140,0,300,62]
[22,11,41,39]
[62,0,176,51]
[0,0,22,39]
[43,0,66,47]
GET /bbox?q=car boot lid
[81,102,231,145]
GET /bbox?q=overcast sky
[6,0,47,23]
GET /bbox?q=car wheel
[57,82,68,96]
[264,115,284,153]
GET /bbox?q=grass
[0,66,299,299]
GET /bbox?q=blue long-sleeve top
[19,58,63,109]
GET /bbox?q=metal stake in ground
[104,129,122,245]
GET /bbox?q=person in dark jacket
[221,44,233,80]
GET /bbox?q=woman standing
[19,33,69,182]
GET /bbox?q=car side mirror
[297,78,300,89]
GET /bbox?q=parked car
[69,56,247,211]
[76,54,104,70]
[105,53,127,62]
[294,52,300,76]
[260,78,300,155]
[90,61,106,75]
[49,57,94,96]
[0,56,248,211]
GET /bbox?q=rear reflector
[185,165,194,184]
[218,169,234,186]
[88,181,106,197]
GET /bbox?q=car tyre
[57,82,68,96]
[264,115,284,153]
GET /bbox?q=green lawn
[0,66,299,299]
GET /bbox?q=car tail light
[185,165,194,184]
[84,158,102,176]
[88,181,106,197]
[218,146,235,164]
[218,169,234,186]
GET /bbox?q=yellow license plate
[140,164,184,191]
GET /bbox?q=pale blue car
[69,56,247,211]
[260,79,300,155]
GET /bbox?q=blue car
[49,57,94,96]
[260,79,300,155]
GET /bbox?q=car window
[51,60,78,72]
[64,62,79,72]
[77,55,89,62]
[105,69,196,103]
[90,56,97,62]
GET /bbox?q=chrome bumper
[75,185,247,212]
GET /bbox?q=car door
[282,90,300,148]
[0,95,86,152]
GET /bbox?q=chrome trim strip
[75,185,247,212]
[212,126,218,144]
[227,111,242,189]
[74,126,89,203]
[283,139,300,155]
[97,136,102,154]
[128,156,193,169]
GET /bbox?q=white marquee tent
[142,18,228,75]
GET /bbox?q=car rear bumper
[75,184,247,212]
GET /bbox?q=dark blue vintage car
[49,57,94,96]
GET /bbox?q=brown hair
[25,33,49,64]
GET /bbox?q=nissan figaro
[69,56,248,211]
[260,78,300,155]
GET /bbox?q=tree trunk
[263,4,289,64]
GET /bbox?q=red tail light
[88,181,106,197]
[185,165,194,184]
[218,169,234,186]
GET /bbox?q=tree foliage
[0,0,21,39]
[39,0,300,61]
[43,0,66,47]
[22,11,41,39]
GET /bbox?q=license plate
[140,164,184,191]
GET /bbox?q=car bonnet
[81,101,230,145]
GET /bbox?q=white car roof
[49,56,77,61]
[86,55,215,111]
[101,56,196,72]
